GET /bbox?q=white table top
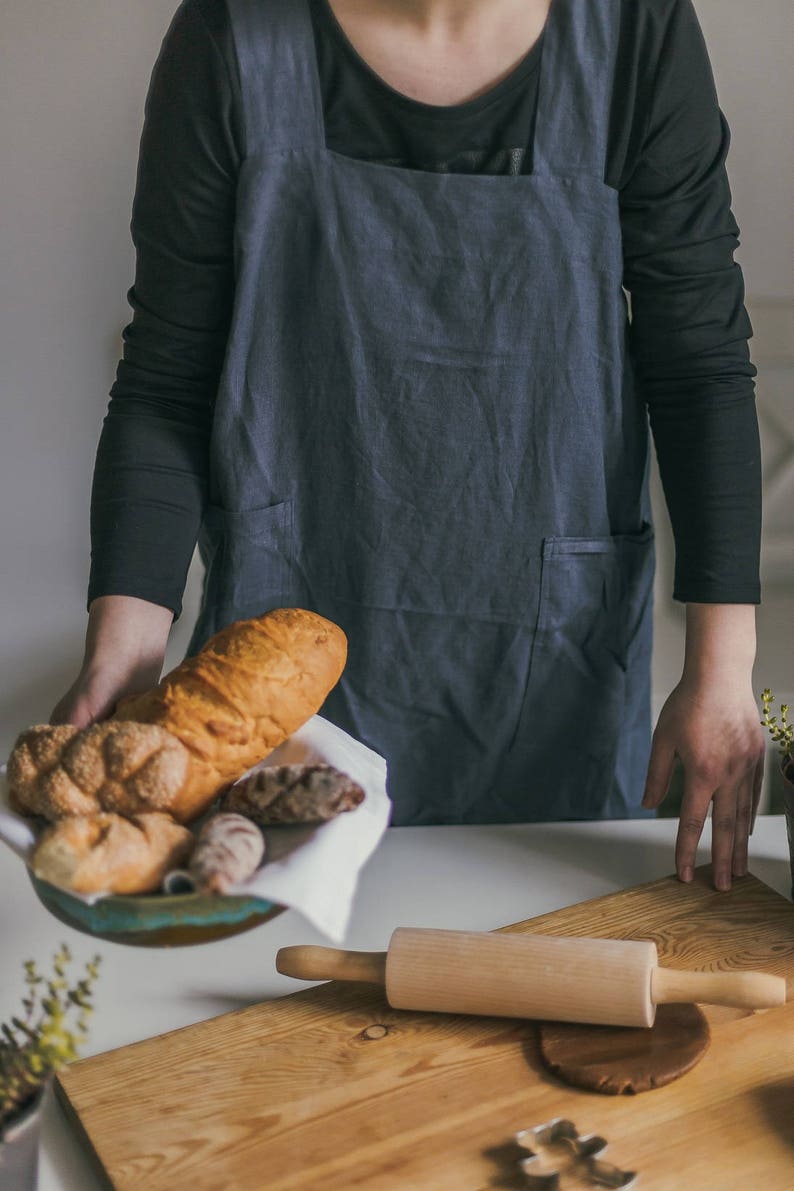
[1,815,789,1191]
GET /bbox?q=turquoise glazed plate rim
[28,870,283,948]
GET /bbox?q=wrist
[681,603,757,687]
[83,595,173,675]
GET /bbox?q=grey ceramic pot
[781,759,794,901]
[0,1083,47,1191]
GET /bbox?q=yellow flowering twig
[760,688,794,771]
[0,945,100,1128]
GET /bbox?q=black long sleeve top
[89,0,761,618]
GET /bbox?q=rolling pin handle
[276,946,387,986]
[651,966,786,1011]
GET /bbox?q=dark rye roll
[221,764,366,825]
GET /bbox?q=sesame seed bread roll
[8,722,191,820]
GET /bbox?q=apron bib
[189,0,656,825]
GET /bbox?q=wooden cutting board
[57,868,794,1190]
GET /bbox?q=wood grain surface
[57,868,794,1191]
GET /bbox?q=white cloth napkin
[0,716,391,942]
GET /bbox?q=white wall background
[1,0,792,761]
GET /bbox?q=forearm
[649,390,761,605]
[89,395,210,619]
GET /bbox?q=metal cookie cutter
[515,1118,637,1189]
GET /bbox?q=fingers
[730,768,754,879]
[50,700,97,730]
[709,786,739,892]
[674,780,712,884]
[641,736,676,811]
[49,692,88,728]
[676,780,736,892]
[49,676,117,729]
[750,752,765,835]
[677,760,760,893]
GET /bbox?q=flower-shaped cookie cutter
[515,1118,637,1189]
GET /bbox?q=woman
[53,0,765,889]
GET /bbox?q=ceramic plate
[28,870,283,947]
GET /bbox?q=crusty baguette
[8,722,191,819]
[112,609,347,821]
[31,812,194,895]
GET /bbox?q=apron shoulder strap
[533,0,621,180]
[225,0,323,154]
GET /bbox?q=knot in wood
[361,1024,389,1041]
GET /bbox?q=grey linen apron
[188,0,656,826]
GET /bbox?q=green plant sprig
[0,945,100,1128]
[760,688,794,764]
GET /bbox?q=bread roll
[8,722,191,819]
[31,812,194,895]
[112,608,347,821]
[188,812,265,894]
[221,764,365,824]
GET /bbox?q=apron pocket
[537,523,655,671]
[499,523,654,819]
[202,499,295,624]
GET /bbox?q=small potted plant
[760,689,794,899]
[0,945,100,1189]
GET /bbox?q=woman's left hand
[641,602,765,891]
[642,678,765,891]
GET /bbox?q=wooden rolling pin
[276,929,787,1028]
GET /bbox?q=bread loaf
[8,722,191,819]
[31,812,194,895]
[112,609,347,821]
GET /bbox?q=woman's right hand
[49,660,165,729]
[49,595,174,729]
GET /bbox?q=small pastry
[188,812,265,894]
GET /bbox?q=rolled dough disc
[537,1002,710,1095]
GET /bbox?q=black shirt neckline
[312,0,544,122]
